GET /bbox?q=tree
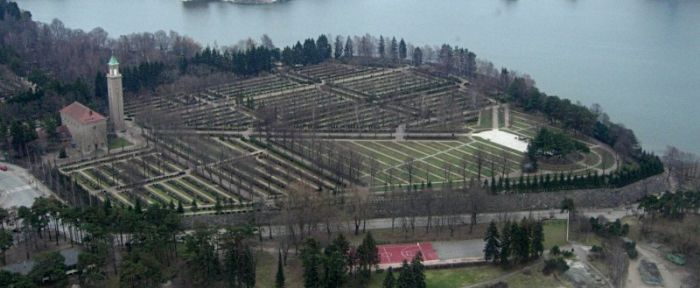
[183,229,219,286]
[29,251,67,285]
[398,39,407,60]
[300,239,322,288]
[322,249,347,288]
[383,267,395,288]
[333,36,344,59]
[410,253,426,288]
[176,201,184,214]
[396,260,413,288]
[316,35,332,61]
[389,37,398,60]
[532,221,545,258]
[344,36,354,58]
[511,221,530,263]
[483,221,500,262]
[357,232,379,277]
[276,250,285,288]
[412,47,423,66]
[0,230,13,265]
[378,36,386,58]
[499,223,512,267]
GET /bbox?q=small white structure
[59,101,107,155]
[473,129,529,153]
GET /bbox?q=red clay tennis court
[378,242,439,264]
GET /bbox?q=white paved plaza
[473,129,529,153]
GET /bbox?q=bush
[624,241,638,259]
[543,257,569,275]
[562,250,575,258]
[550,245,561,256]
[590,245,602,253]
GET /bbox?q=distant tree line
[487,151,663,194]
[638,190,700,219]
[183,45,279,76]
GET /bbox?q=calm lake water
[17,0,700,154]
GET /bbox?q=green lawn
[368,265,504,288]
[543,219,568,249]
[109,137,133,149]
[479,109,493,129]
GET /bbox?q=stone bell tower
[107,55,125,132]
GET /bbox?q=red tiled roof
[60,102,106,124]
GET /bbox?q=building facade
[59,102,107,155]
[107,56,126,131]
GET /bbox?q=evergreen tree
[483,221,501,262]
[357,232,379,277]
[176,201,184,214]
[396,260,414,288]
[412,47,423,66]
[511,221,530,263]
[300,239,322,288]
[499,223,512,267]
[410,253,426,288]
[398,39,407,60]
[334,36,344,59]
[344,36,354,57]
[383,267,395,288]
[378,36,386,58]
[389,37,399,60]
[532,221,545,258]
[322,249,347,288]
[214,197,222,214]
[241,246,256,287]
[276,250,285,288]
[191,199,198,213]
[316,35,332,61]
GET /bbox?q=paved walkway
[0,162,54,208]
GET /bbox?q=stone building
[59,101,107,155]
[107,56,125,131]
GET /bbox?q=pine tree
[378,36,386,58]
[499,223,512,267]
[241,246,256,288]
[383,267,395,288]
[334,36,344,59]
[512,221,530,263]
[344,36,354,57]
[322,249,347,288]
[276,250,285,288]
[532,221,544,258]
[301,239,322,288]
[398,39,407,60]
[390,37,398,60]
[411,253,426,288]
[177,201,184,214]
[191,199,198,213]
[396,260,414,288]
[483,221,501,262]
[357,232,379,275]
[214,197,222,214]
